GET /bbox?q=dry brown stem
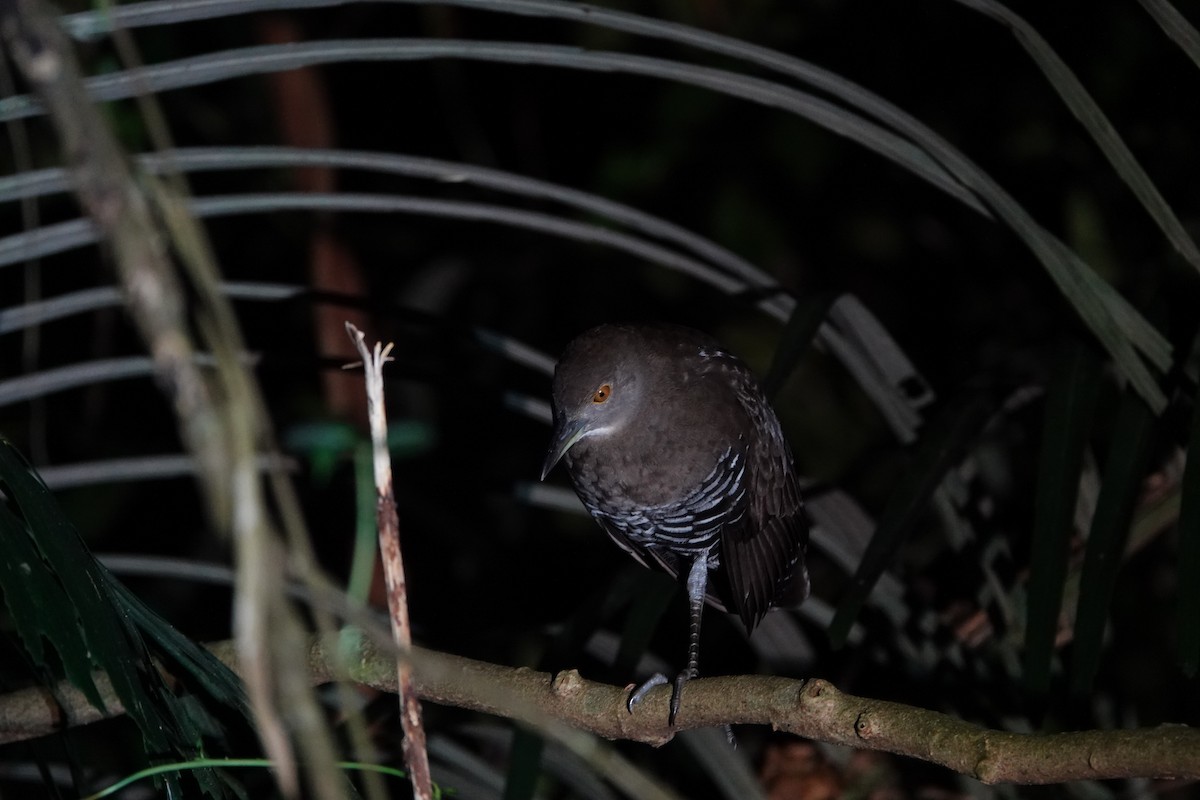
[343,324,433,800]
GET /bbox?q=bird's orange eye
[592,384,612,404]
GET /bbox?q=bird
[540,322,809,725]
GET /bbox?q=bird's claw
[626,672,691,727]
[626,672,669,713]
[669,672,687,726]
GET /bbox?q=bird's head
[540,326,648,480]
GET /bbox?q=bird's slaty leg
[681,555,736,745]
[672,551,709,724]
[626,551,710,727]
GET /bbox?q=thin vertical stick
[344,323,432,800]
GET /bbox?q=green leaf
[502,727,544,800]
[347,441,379,606]
[388,419,437,457]
[286,419,436,482]
[0,439,168,738]
[1069,390,1158,693]
[1139,0,1200,72]
[0,437,247,797]
[1022,342,1101,692]
[106,576,249,718]
[761,291,838,399]
[0,484,106,708]
[828,393,993,646]
[953,0,1200,278]
[285,420,360,481]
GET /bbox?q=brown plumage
[541,323,809,724]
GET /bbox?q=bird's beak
[541,416,588,480]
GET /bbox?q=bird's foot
[625,672,669,713]
[625,671,691,727]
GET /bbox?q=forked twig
[343,323,432,800]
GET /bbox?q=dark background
[2,1,1199,797]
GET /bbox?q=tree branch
[1,635,1196,786]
